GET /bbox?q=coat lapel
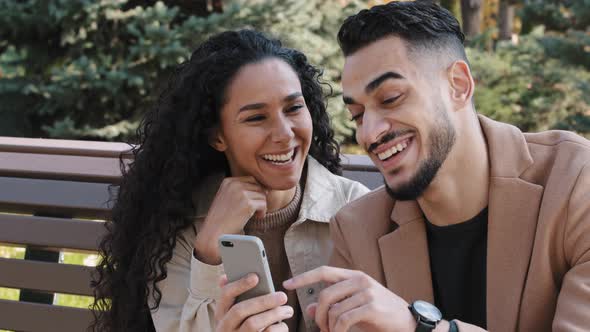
[378,200,434,303]
[479,115,544,331]
[486,177,543,331]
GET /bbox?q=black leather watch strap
[416,319,437,332]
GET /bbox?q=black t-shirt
[425,208,488,329]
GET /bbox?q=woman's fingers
[247,195,268,219]
[215,273,258,322]
[241,305,293,332]
[240,182,268,194]
[219,274,228,287]
[263,322,289,332]
[223,291,288,329]
[224,176,266,194]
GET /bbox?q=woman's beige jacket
[149,157,370,331]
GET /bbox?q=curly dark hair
[337,0,466,61]
[90,29,341,331]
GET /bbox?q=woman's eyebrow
[239,92,303,112]
[239,102,266,112]
[284,92,303,102]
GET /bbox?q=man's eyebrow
[365,71,405,94]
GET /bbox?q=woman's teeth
[262,150,294,163]
[377,140,409,161]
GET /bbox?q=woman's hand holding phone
[215,274,292,332]
[194,176,267,265]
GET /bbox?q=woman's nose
[271,117,295,143]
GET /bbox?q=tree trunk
[460,0,483,38]
[440,0,462,22]
[498,0,515,40]
[212,0,223,13]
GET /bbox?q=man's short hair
[338,1,467,64]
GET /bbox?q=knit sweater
[245,183,303,332]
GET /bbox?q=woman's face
[212,58,313,190]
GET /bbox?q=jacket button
[307,288,314,295]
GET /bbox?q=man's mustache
[367,129,414,153]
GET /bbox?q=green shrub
[470,28,590,137]
[0,0,364,142]
[1,0,588,142]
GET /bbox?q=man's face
[342,36,456,200]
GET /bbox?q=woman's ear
[447,60,474,110]
[208,128,227,152]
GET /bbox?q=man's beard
[385,108,456,201]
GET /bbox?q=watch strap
[416,319,437,332]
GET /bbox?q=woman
[91,29,369,332]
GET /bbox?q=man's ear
[208,128,227,152]
[447,60,474,110]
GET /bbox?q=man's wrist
[404,305,418,331]
[432,320,450,332]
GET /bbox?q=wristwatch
[409,300,443,332]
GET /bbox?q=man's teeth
[377,140,409,161]
[262,150,294,162]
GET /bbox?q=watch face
[413,300,442,322]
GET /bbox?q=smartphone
[218,234,275,303]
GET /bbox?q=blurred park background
[0,0,589,153]
[0,0,588,317]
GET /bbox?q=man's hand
[283,266,416,332]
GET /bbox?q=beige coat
[330,115,590,331]
[149,157,369,331]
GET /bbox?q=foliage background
[0,0,588,317]
[0,0,589,144]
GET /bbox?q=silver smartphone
[218,234,275,303]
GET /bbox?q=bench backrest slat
[0,299,94,332]
[0,177,114,218]
[0,214,106,251]
[342,170,382,189]
[0,136,132,158]
[0,257,94,296]
[341,154,378,172]
[0,151,124,182]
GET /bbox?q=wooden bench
[0,136,380,332]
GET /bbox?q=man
[283,1,590,331]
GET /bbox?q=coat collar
[192,156,346,224]
[479,115,534,178]
[379,115,543,331]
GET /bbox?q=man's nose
[357,110,391,151]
